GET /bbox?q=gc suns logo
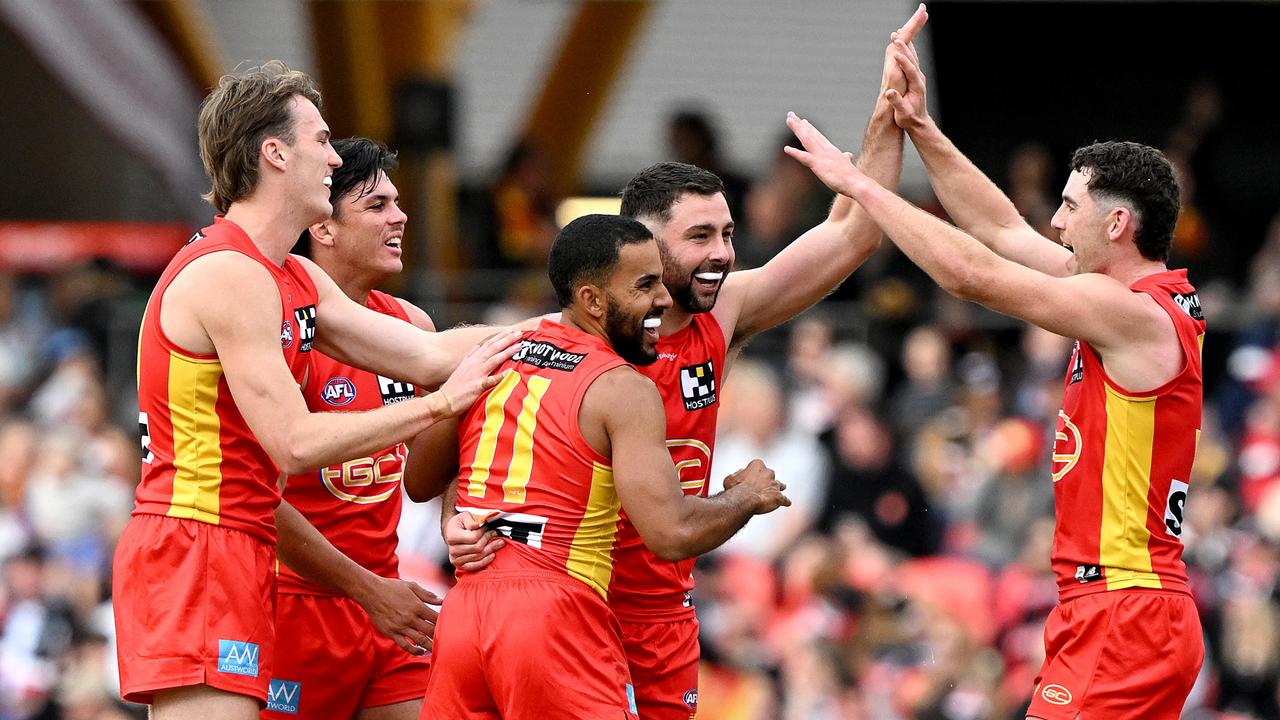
[1040,683,1072,706]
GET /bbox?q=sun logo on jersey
[1052,409,1082,482]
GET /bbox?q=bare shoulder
[394,297,436,331]
[582,366,661,421]
[161,250,280,353]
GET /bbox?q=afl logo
[322,378,357,406]
[1041,684,1072,706]
[280,320,294,348]
[682,689,698,709]
[1051,409,1081,482]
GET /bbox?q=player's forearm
[651,489,760,561]
[275,500,379,600]
[403,417,460,503]
[439,483,460,535]
[906,117,1028,250]
[280,392,452,476]
[850,174,1001,301]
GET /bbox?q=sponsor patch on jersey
[626,684,638,715]
[377,375,416,404]
[1165,478,1189,538]
[280,319,294,348]
[1172,291,1203,321]
[683,688,699,710]
[185,230,205,246]
[1041,683,1072,706]
[293,305,317,352]
[321,377,357,406]
[1074,564,1102,584]
[266,679,301,714]
[679,360,717,411]
[512,339,585,372]
[1068,341,1084,384]
[217,639,259,677]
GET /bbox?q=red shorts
[112,514,277,704]
[423,570,639,720]
[620,618,700,720]
[260,593,432,719]
[1028,590,1203,719]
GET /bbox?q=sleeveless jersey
[1051,269,1204,600]
[277,290,417,594]
[454,320,629,600]
[609,312,727,621]
[134,217,319,544]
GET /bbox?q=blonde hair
[197,60,323,213]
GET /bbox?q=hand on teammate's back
[444,510,505,572]
[436,330,523,416]
[724,459,791,515]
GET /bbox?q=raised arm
[713,5,928,346]
[169,252,518,475]
[783,116,1172,372]
[882,34,1072,276]
[586,368,790,561]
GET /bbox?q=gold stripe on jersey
[504,375,552,504]
[466,371,522,498]
[1099,385,1162,591]
[166,352,225,524]
[566,461,622,600]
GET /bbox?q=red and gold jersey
[454,320,629,600]
[134,217,319,544]
[1051,269,1204,600]
[277,290,416,594]
[609,312,727,622]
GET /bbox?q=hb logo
[1068,341,1084,384]
[267,679,301,714]
[377,375,416,405]
[679,360,717,411]
[294,305,317,352]
[217,639,259,677]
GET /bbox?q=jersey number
[464,373,551,504]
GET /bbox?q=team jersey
[1051,269,1204,600]
[454,320,629,600]
[277,290,418,595]
[134,217,319,544]
[609,312,727,621]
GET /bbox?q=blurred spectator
[667,108,751,234]
[739,132,831,269]
[711,360,827,562]
[1005,141,1057,237]
[488,142,559,268]
[817,405,942,556]
[886,325,954,444]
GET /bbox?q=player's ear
[1108,206,1132,242]
[309,220,336,248]
[261,136,288,172]
[576,283,607,320]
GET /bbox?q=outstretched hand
[436,330,522,417]
[884,25,930,130]
[784,113,866,198]
[880,3,929,97]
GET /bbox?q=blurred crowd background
[2,1,1279,719]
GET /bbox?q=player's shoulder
[586,365,660,409]
[171,248,275,290]
[392,296,435,331]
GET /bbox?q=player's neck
[224,197,316,266]
[1106,255,1170,288]
[317,258,378,305]
[559,307,609,345]
[659,304,696,337]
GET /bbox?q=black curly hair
[1069,141,1180,262]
